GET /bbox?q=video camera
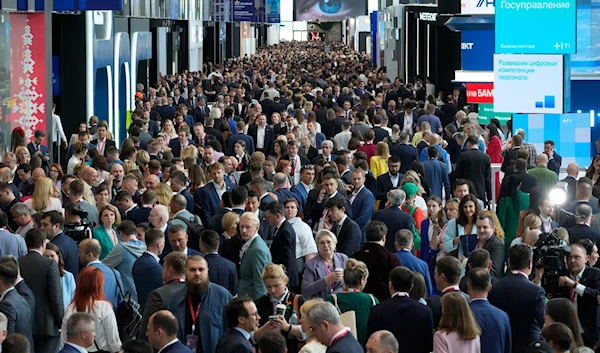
[532,229,571,298]
[64,208,94,244]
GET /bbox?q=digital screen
[295,0,366,21]
[309,32,326,41]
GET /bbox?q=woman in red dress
[486,123,503,202]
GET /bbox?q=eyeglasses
[301,165,315,171]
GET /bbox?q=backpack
[109,267,142,343]
[173,214,205,252]
[405,204,422,251]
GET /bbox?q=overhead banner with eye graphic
[266,0,280,23]
[295,0,366,21]
[233,0,255,22]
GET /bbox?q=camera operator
[557,242,600,347]
[64,202,94,243]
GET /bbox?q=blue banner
[233,0,254,22]
[496,0,576,54]
[52,56,60,96]
[461,30,494,71]
[266,0,280,23]
[53,0,123,10]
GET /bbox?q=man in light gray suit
[0,256,33,351]
[68,180,99,226]
[238,212,272,300]
[0,212,26,258]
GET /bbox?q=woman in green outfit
[92,204,121,260]
[324,258,378,347]
[497,174,530,253]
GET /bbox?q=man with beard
[168,255,232,353]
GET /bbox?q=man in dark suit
[467,268,512,353]
[272,173,297,204]
[227,121,255,156]
[169,130,197,158]
[352,221,401,302]
[132,229,165,312]
[304,174,352,228]
[291,165,315,211]
[305,301,363,353]
[126,190,156,225]
[458,249,499,293]
[441,96,459,128]
[216,297,260,353]
[195,163,232,226]
[556,243,600,347]
[371,115,390,143]
[390,132,418,175]
[192,97,210,125]
[367,267,433,353]
[205,117,224,147]
[311,140,338,164]
[282,141,310,187]
[562,162,579,205]
[40,211,79,280]
[489,244,546,353]
[200,231,238,296]
[59,312,97,353]
[375,157,404,211]
[14,276,35,320]
[373,189,414,253]
[247,114,274,155]
[455,136,492,204]
[26,130,50,169]
[191,122,216,148]
[545,140,562,175]
[326,197,361,257]
[499,159,538,199]
[567,204,600,246]
[265,201,298,290]
[170,171,195,214]
[161,225,202,260]
[139,252,186,340]
[0,257,33,350]
[476,215,506,278]
[90,122,116,158]
[19,229,64,353]
[249,178,275,212]
[348,169,375,240]
[427,256,470,327]
[146,310,192,353]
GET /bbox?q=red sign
[466,83,494,104]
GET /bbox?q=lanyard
[188,293,201,332]
[392,292,409,298]
[98,139,106,155]
[330,329,350,347]
[324,262,334,292]
[343,288,360,293]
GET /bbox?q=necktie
[333,224,340,235]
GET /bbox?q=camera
[64,209,94,244]
[532,229,571,298]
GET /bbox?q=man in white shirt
[52,104,68,164]
[60,312,96,353]
[334,120,352,151]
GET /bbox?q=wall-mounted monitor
[295,0,366,21]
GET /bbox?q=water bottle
[289,310,298,325]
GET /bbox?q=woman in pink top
[433,292,481,353]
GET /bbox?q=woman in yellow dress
[370,141,390,209]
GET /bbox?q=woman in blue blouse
[44,243,76,312]
[442,194,481,261]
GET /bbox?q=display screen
[295,0,366,21]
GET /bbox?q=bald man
[31,168,45,184]
[145,174,160,190]
[78,238,123,308]
[146,310,189,353]
[561,162,579,204]
[528,154,558,195]
[366,331,399,353]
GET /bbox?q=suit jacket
[367,296,434,353]
[59,343,82,353]
[139,280,186,340]
[455,148,492,202]
[247,125,275,155]
[561,175,577,205]
[168,283,232,353]
[311,154,338,164]
[548,153,562,175]
[50,232,80,279]
[390,143,418,174]
[239,236,272,300]
[169,139,197,158]
[568,224,600,247]
[372,126,390,144]
[15,280,35,321]
[302,253,348,299]
[304,190,351,228]
[272,188,297,204]
[27,142,49,160]
[192,106,210,125]
[209,208,245,237]
[372,207,414,252]
[90,139,116,157]
[195,182,233,226]
[215,328,254,353]
[204,253,238,295]
[125,206,152,226]
[19,251,64,337]
[352,243,402,301]
[291,183,310,211]
[270,220,298,288]
[0,288,34,350]
[132,252,164,312]
[326,331,363,353]
[395,250,433,296]
[179,189,195,214]
[427,289,470,328]
[348,187,375,240]
[227,133,255,156]
[470,299,512,353]
[332,217,362,257]
[259,193,275,212]
[488,273,546,353]
[559,266,600,346]
[161,340,192,353]
[441,104,458,127]
[481,235,506,278]
[422,159,451,199]
[375,172,404,210]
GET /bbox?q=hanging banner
[266,0,280,23]
[233,0,255,22]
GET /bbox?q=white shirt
[52,113,68,143]
[257,126,266,149]
[571,268,586,303]
[158,339,180,353]
[390,173,400,188]
[211,181,227,199]
[240,234,260,260]
[60,301,122,352]
[288,217,317,259]
[144,251,160,263]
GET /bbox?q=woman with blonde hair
[433,292,481,352]
[160,119,178,144]
[122,161,137,175]
[401,171,428,213]
[370,142,391,179]
[181,145,199,162]
[93,204,121,260]
[412,121,431,146]
[24,177,63,214]
[298,299,327,353]
[15,146,29,165]
[155,183,173,207]
[136,150,150,174]
[209,107,222,122]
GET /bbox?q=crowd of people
[0,40,597,353]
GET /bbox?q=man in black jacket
[215,297,260,353]
[427,257,469,327]
[455,136,492,205]
[264,201,298,290]
[0,257,33,350]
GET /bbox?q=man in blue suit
[170,171,195,214]
[200,231,238,295]
[79,239,123,309]
[41,211,80,279]
[394,229,433,296]
[0,256,33,350]
[249,178,274,212]
[227,121,255,156]
[146,310,192,353]
[375,156,404,210]
[27,130,50,169]
[126,190,156,225]
[390,132,418,174]
[348,169,375,241]
[422,146,451,200]
[489,244,546,353]
[291,165,315,211]
[468,268,512,353]
[195,163,232,226]
[133,229,165,312]
[169,130,197,158]
[59,313,98,353]
[311,140,338,164]
[272,173,297,203]
[373,189,415,252]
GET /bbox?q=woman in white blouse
[24,177,64,215]
[60,266,121,353]
[283,198,317,272]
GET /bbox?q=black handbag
[109,266,142,343]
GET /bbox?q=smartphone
[268,315,279,321]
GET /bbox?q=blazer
[215,328,254,353]
[568,224,600,247]
[19,251,64,337]
[302,253,348,299]
[372,207,414,252]
[367,296,434,353]
[169,139,197,158]
[273,188,298,204]
[433,331,480,353]
[132,252,164,312]
[270,220,299,288]
[15,280,35,321]
[59,343,82,353]
[291,183,310,211]
[259,193,276,212]
[239,236,272,300]
[0,228,27,259]
[160,340,192,353]
[333,217,362,257]
[547,153,562,175]
[395,249,433,296]
[427,289,470,328]
[168,283,232,353]
[372,126,390,143]
[204,253,238,295]
[139,280,186,340]
[92,226,120,260]
[90,139,116,157]
[390,143,418,174]
[50,232,80,280]
[348,187,375,240]
[88,261,123,310]
[422,158,451,199]
[192,106,210,125]
[27,142,49,159]
[561,175,577,204]
[227,133,255,156]
[455,148,492,202]
[470,299,512,353]
[195,182,233,226]
[480,235,506,278]
[326,331,363,353]
[375,172,404,210]
[0,288,34,350]
[247,125,275,155]
[488,273,546,353]
[352,243,402,302]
